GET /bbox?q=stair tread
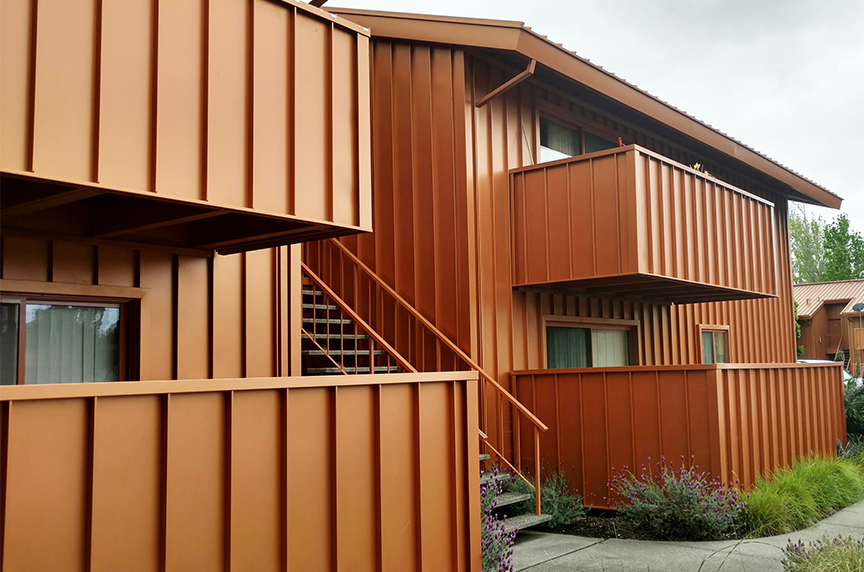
[302,349,385,357]
[302,317,354,325]
[479,454,490,462]
[480,472,511,486]
[502,513,552,534]
[306,366,402,375]
[302,303,340,311]
[305,333,369,340]
[494,492,532,508]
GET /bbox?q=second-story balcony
[510,145,778,303]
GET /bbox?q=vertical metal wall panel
[3,399,91,571]
[177,255,211,379]
[165,392,228,571]
[213,253,246,378]
[97,0,154,191]
[139,250,176,381]
[0,373,480,572]
[231,389,282,572]
[31,0,97,181]
[0,0,34,172]
[90,395,162,572]
[245,248,277,377]
[2,0,371,232]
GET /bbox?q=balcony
[0,0,371,254]
[510,146,778,303]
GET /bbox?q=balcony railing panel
[510,146,778,303]
[0,372,480,572]
[511,362,844,508]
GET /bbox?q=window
[539,115,618,163]
[545,317,639,368]
[1,295,130,385]
[700,326,729,364]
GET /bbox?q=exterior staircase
[480,456,552,534]
[301,287,402,375]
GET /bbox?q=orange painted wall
[0,372,480,572]
[512,363,844,505]
[0,236,297,379]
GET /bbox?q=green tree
[789,206,826,284]
[823,213,864,281]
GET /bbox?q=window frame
[0,279,149,384]
[542,315,641,369]
[535,99,623,163]
[698,324,731,364]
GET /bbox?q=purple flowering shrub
[481,466,516,572]
[610,457,747,541]
[782,535,864,571]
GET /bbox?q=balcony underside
[0,174,365,255]
[518,273,775,304]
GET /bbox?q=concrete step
[304,333,369,341]
[502,513,552,534]
[302,289,324,298]
[302,349,385,357]
[494,492,532,509]
[305,365,402,375]
[479,454,490,462]
[480,471,512,488]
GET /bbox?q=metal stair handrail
[322,239,548,515]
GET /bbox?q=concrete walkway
[513,499,864,571]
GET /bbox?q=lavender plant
[782,535,864,571]
[481,466,516,572]
[610,456,747,541]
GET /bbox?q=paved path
[513,499,864,571]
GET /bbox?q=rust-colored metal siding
[0,236,298,379]
[0,0,371,232]
[510,146,778,302]
[512,363,845,506]
[0,372,480,572]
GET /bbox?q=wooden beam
[475,59,536,107]
[94,211,225,239]
[1,188,103,218]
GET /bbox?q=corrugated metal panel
[0,372,480,572]
[0,236,297,379]
[1,0,371,233]
[512,363,844,506]
[510,146,778,301]
[793,280,864,317]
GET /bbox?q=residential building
[0,3,847,571]
[794,280,864,375]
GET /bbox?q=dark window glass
[540,117,581,162]
[585,131,616,154]
[1,303,19,385]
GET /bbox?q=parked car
[798,359,860,384]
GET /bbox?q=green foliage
[845,380,864,437]
[610,458,747,541]
[744,456,864,537]
[790,206,827,284]
[508,471,586,529]
[789,208,864,284]
[823,214,864,281]
[839,434,864,468]
[480,467,515,572]
[798,345,805,357]
[783,535,864,571]
[794,301,802,342]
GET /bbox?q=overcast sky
[333,0,863,235]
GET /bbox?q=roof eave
[332,8,841,209]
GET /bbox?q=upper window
[1,297,126,385]
[546,322,634,368]
[701,328,729,364]
[539,116,617,163]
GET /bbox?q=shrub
[610,457,746,541]
[745,456,864,536]
[480,466,516,572]
[839,434,864,468]
[507,470,586,529]
[782,535,864,571]
[845,378,864,436]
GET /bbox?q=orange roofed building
[794,280,864,376]
[0,3,848,571]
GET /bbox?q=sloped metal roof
[793,280,864,318]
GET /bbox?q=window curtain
[24,305,120,384]
[591,329,629,367]
[540,117,581,162]
[702,331,715,364]
[546,327,589,368]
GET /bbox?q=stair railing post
[535,426,541,516]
